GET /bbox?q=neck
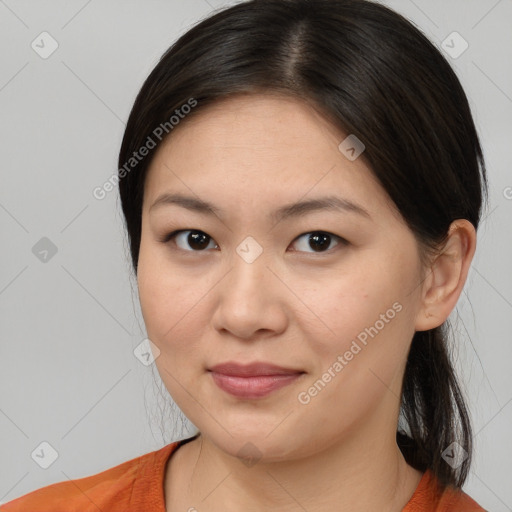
[166,419,423,511]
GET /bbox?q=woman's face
[137,93,427,461]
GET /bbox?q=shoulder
[436,487,487,512]
[1,442,178,512]
[403,470,486,511]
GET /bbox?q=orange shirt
[2,438,486,511]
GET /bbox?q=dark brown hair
[118,0,488,489]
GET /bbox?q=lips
[209,361,303,377]
[208,361,305,399]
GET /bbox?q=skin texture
[136,93,476,512]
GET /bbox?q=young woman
[3,0,488,510]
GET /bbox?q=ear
[414,219,477,332]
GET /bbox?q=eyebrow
[149,192,371,222]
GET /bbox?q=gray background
[0,0,511,509]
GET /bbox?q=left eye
[290,231,346,253]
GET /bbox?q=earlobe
[414,219,476,332]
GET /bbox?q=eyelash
[159,229,349,255]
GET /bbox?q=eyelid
[160,229,219,251]
[290,232,347,253]
[160,229,348,254]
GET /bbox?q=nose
[211,251,289,341]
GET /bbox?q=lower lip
[210,372,303,399]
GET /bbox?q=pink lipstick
[208,362,304,399]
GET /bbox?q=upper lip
[208,361,304,377]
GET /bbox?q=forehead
[143,93,397,223]
[165,93,345,152]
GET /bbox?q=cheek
[293,250,418,372]
[292,274,415,439]
[137,258,173,339]
[137,244,202,354]
[137,257,209,407]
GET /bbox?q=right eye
[161,229,219,252]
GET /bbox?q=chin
[205,427,305,465]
